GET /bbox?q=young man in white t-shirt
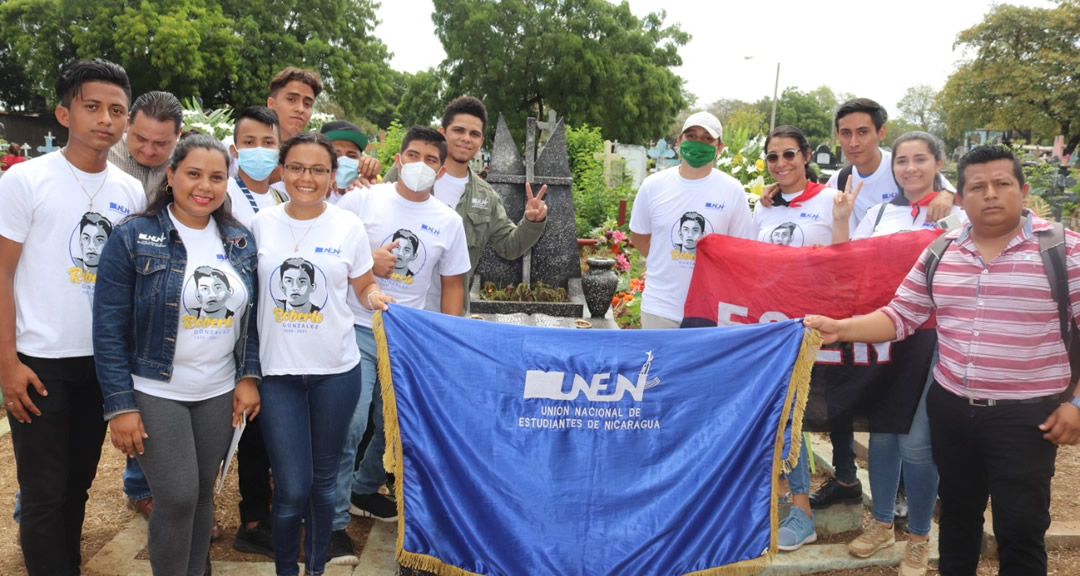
[0,59,146,576]
[630,111,755,329]
[329,126,470,564]
[320,120,369,204]
[227,106,285,229]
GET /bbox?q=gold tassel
[378,312,823,576]
[372,310,409,558]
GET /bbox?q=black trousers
[927,383,1058,576]
[8,355,106,576]
[237,412,272,525]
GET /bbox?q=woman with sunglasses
[250,132,393,576]
[751,125,852,552]
[94,133,261,575]
[832,131,964,576]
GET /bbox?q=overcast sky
[375,0,1052,114]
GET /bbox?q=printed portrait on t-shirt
[380,229,427,286]
[669,211,711,256]
[191,266,236,319]
[767,222,804,247]
[69,211,113,273]
[181,265,245,335]
[272,257,325,314]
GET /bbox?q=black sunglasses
[765,149,799,164]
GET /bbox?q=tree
[432,0,689,145]
[754,87,834,146]
[939,1,1080,154]
[395,68,447,128]
[896,85,941,133]
[667,98,764,142]
[0,0,393,123]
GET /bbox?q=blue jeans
[123,457,152,501]
[259,363,362,576]
[867,351,939,536]
[352,365,387,497]
[332,326,376,531]
[788,441,812,496]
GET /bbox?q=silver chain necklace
[61,148,109,211]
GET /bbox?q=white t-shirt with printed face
[629,167,756,324]
[0,151,146,357]
[228,175,280,229]
[424,173,472,311]
[252,203,373,375]
[132,209,248,401]
[853,196,968,240]
[753,186,850,247]
[337,182,471,327]
[826,148,957,225]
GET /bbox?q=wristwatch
[1068,397,1080,411]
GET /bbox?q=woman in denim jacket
[93,133,260,576]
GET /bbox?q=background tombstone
[615,143,648,189]
[814,144,836,170]
[647,139,679,172]
[476,114,578,291]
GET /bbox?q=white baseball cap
[682,111,723,141]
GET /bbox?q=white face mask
[399,161,438,192]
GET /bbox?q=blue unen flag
[374,306,819,576]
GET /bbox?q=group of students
[3,55,1079,576]
[0,58,548,576]
[630,101,1080,576]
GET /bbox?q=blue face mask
[335,156,359,190]
[236,147,279,181]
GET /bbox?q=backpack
[923,219,1079,398]
[836,164,854,193]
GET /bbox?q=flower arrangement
[306,112,336,133]
[589,220,633,273]
[713,126,773,209]
[181,98,233,141]
[611,274,644,329]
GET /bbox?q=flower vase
[582,257,618,318]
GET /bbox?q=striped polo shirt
[881,214,1080,400]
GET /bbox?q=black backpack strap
[923,233,956,304]
[837,164,854,192]
[1036,221,1078,397]
[871,204,888,233]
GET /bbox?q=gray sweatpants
[134,389,233,576]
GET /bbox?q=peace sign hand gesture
[524,182,548,222]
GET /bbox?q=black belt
[935,381,1062,407]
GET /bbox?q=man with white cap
[629,111,755,329]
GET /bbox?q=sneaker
[777,508,817,551]
[848,520,896,558]
[899,538,930,576]
[327,530,358,566]
[127,497,154,520]
[232,523,274,558]
[809,478,862,509]
[349,492,398,522]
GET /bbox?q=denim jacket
[93,209,260,420]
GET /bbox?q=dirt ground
[1,408,1078,575]
[0,408,373,576]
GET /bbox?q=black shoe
[232,523,274,558]
[327,529,358,566]
[809,477,863,509]
[349,492,398,521]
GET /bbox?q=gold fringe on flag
[374,309,823,576]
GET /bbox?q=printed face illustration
[679,220,703,251]
[391,231,419,275]
[196,275,232,315]
[280,268,314,307]
[771,226,794,246]
[79,222,109,268]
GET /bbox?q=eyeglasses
[765,149,799,164]
[283,164,332,177]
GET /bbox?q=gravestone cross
[594,140,623,187]
[478,114,578,291]
[36,131,59,155]
[647,139,678,172]
[20,143,31,157]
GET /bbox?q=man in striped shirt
[806,145,1080,576]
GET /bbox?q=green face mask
[679,140,717,168]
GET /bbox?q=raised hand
[758,183,780,207]
[524,182,548,222]
[834,177,863,224]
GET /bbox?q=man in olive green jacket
[381,97,547,313]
